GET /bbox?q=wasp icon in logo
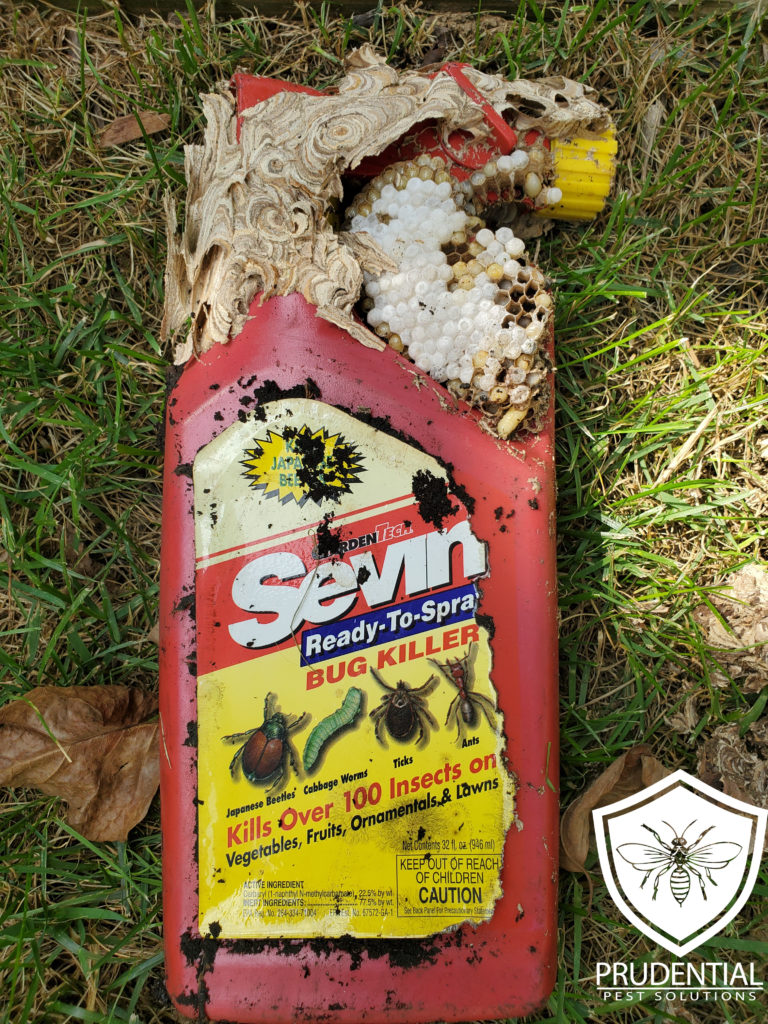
[594,770,767,956]
[617,820,742,905]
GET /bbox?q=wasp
[617,820,742,905]
[429,643,497,742]
[222,692,307,792]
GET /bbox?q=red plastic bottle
[159,73,560,1024]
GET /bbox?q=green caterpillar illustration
[303,687,363,772]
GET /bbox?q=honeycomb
[346,152,559,437]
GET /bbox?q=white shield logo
[593,769,766,956]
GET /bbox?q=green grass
[1,1,766,1021]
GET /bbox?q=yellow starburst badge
[241,425,365,505]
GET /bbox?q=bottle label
[195,399,514,938]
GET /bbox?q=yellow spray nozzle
[537,128,617,221]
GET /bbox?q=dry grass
[0,2,766,1022]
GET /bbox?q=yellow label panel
[195,400,514,938]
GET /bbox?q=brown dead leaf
[666,694,700,735]
[693,564,768,693]
[0,686,159,841]
[64,526,99,578]
[99,111,170,148]
[639,99,666,178]
[697,719,768,808]
[662,1001,703,1024]
[560,745,670,872]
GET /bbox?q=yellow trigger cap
[537,128,617,221]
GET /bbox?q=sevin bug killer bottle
[159,54,615,1023]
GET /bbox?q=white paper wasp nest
[163,46,610,436]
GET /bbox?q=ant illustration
[429,642,497,742]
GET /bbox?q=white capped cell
[508,384,531,404]
[505,238,526,258]
[349,152,552,431]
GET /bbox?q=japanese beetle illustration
[430,642,497,742]
[222,692,307,792]
[369,669,438,745]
